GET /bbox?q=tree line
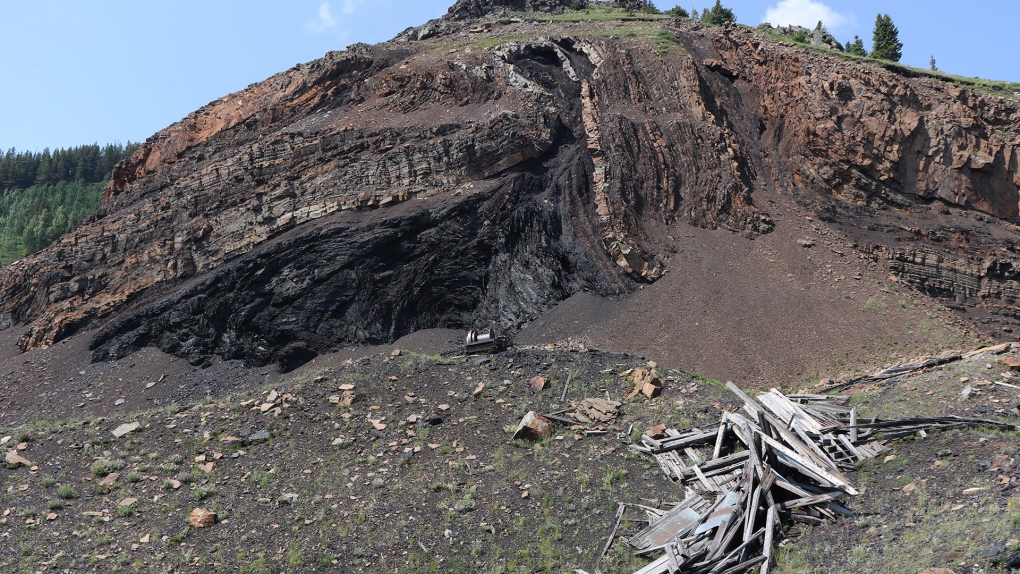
[0,142,137,263]
[631,1,905,63]
[0,143,136,191]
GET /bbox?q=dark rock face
[1,19,1020,370]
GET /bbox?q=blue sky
[1,0,1016,152]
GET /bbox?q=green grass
[56,485,78,500]
[754,24,1020,101]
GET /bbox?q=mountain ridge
[0,11,1018,378]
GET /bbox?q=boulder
[188,508,217,528]
[512,411,554,441]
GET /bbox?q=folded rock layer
[0,16,1018,369]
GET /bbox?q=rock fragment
[571,398,621,424]
[100,473,120,487]
[627,367,662,399]
[512,411,553,441]
[112,422,140,438]
[5,450,32,467]
[188,508,217,528]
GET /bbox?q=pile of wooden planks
[604,382,1019,574]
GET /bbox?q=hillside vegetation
[0,143,137,263]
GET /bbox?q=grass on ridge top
[531,4,671,22]
[754,26,1020,101]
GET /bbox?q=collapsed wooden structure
[602,382,1019,574]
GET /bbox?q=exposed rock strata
[1,17,1019,369]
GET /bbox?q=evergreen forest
[0,143,137,263]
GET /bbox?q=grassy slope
[3,345,1020,573]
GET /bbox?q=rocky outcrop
[446,0,578,20]
[1,16,1019,369]
[760,24,844,51]
[706,24,1020,219]
[395,0,580,42]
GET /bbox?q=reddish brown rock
[646,424,668,439]
[99,472,120,487]
[188,508,217,528]
[628,367,662,399]
[512,411,553,441]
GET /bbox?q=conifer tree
[699,0,734,25]
[870,13,902,62]
[845,35,867,57]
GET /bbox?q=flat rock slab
[112,422,140,438]
[5,450,32,466]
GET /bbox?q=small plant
[315,554,334,570]
[126,473,142,483]
[117,505,133,518]
[47,499,64,510]
[40,477,57,488]
[250,470,272,489]
[192,486,215,501]
[288,547,302,568]
[56,485,78,500]
[602,467,628,491]
[91,459,113,477]
[790,29,808,44]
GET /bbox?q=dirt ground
[3,342,1020,573]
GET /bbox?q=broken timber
[607,382,1020,574]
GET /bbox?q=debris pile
[603,382,1019,574]
[627,367,662,399]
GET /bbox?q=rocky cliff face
[1,14,1019,369]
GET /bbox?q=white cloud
[342,0,367,15]
[762,0,853,31]
[304,2,338,34]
